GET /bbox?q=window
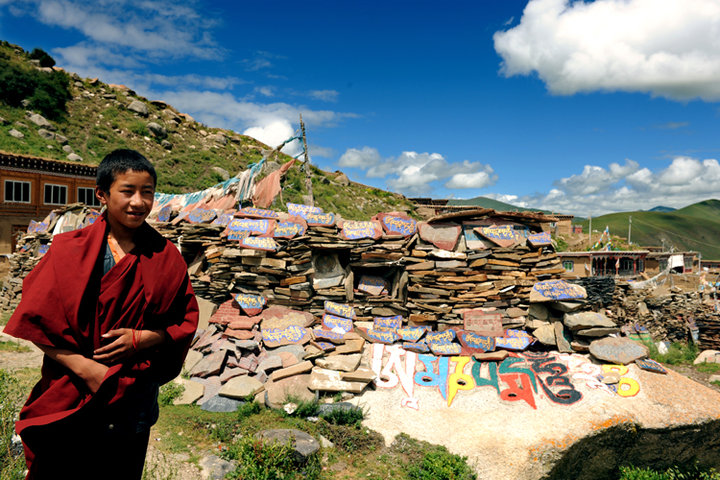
[562,260,574,272]
[44,184,67,205]
[4,180,31,203]
[77,187,100,207]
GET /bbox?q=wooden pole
[300,114,314,206]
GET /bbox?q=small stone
[183,349,204,374]
[147,122,167,139]
[55,134,68,144]
[9,129,24,139]
[199,455,236,480]
[601,373,620,384]
[532,324,556,346]
[473,350,509,362]
[563,311,616,331]
[161,139,173,149]
[255,429,319,461]
[67,153,83,162]
[200,395,243,413]
[319,435,335,448]
[37,128,55,140]
[258,354,284,374]
[269,361,313,382]
[62,144,74,153]
[28,113,53,129]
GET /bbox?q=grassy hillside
[0,40,414,220]
[577,200,720,259]
[447,196,552,213]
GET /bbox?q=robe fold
[4,213,199,474]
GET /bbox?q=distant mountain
[577,199,720,259]
[447,196,550,213]
[648,206,676,212]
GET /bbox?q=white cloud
[243,120,302,157]
[338,147,381,168]
[309,145,335,159]
[339,149,497,196]
[494,0,720,101]
[33,0,219,59]
[504,156,720,216]
[308,90,339,102]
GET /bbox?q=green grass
[695,363,720,374]
[647,341,699,365]
[619,465,720,479]
[0,341,30,353]
[1,368,39,480]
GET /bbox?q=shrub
[650,342,699,365]
[225,436,322,480]
[319,405,364,427]
[619,465,720,479]
[29,48,55,68]
[237,401,262,419]
[406,448,477,480]
[0,57,69,120]
[158,382,184,406]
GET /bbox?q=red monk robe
[4,213,198,477]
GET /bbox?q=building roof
[557,250,650,258]
[0,150,97,178]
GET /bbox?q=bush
[319,405,364,427]
[0,370,26,479]
[406,448,477,480]
[158,382,184,406]
[29,48,55,68]
[650,342,699,365]
[0,57,69,120]
[225,436,322,480]
[619,465,720,479]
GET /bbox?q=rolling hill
[577,200,720,259]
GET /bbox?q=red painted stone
[417,222,461,250]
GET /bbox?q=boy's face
[96,170,155,232]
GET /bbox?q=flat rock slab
[590,337,649,364]
[417,222,461,251]
[265,374,316,409]
[563,311,616,331]
[315,353,362,372]
[219,375,264,399]
[201,395,244,413]
[358,345,720,480]
[530,280,587,302]
[172,378,205,405]
[255,429,319,461]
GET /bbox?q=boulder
[694,350,720,365]
[37,128,54,140]
[589,337,649,365]
[62,145,74,154]
[127,100,149,116]
[29,113,53,129]
[9,129,24,139]
[201,395,244,413]
[264,374,316,409]
[66,153,83,162]
[254,429,319,462]
[146,122,167,139]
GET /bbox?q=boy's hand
[80,360,110,394]
[93,328,135,364]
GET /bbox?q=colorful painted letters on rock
[234,293,266,316]
[530,279,587,302]
[240,236,279,252]
[398,326,427,342]
[372,345,593,409]
[238,207,279,219]
[305,212,336,227]
[156,205,172,222]
[187,208,217,224]
[374,315,403,331]
[287,202,323,218]
[313,329,345,343]
[527,231,552,247]
[324,301,356,319]
[358,275,389,296]
[262,325,311,347]
[376,213,417,237]
[361,328,401,344]
[425,329,456,344]
[273,221,303,239]
[430,342,462,356]
[457,331,495,353]
[463,310,504,336]
[226,218,273,236]
[322,313,354,334]
[475,225,519,247]
[340,220,382,240]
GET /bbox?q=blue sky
[1,0,719,216]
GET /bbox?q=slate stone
[309,367,369,393]
[554,321,573,353]
[417,222,461,250]
[201,395,244,413]
[552,301,585,313]
[575,327,621,337]
[260,305,315,330]
[529,304,550,320]
[563,311,616,331]
[255,429,320,461]
[340,366,376,383]
[265,374,316,409]
[258,354,284,374]
[235,339,260,351]
[219,375,264,399]
[183,349,204,374]
[267,344,307,362]
[589,337,649,365]
[315,353,362,372]
[530,280,587,302]
[189,350,227,378]
[472,350,509,362]
[269,360,314,381]
[196,376,222,405]
[533,324,556,346]
[172,378,205,405]
[220,367,247,383]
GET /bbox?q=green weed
[695,363,720,374]
[648,342,698,365]
[224,435,322,480]
[0,341,30,353]
[158,382,184,406]
[0,370,27,480]
[619,465,720,479]
[319,405,365,427]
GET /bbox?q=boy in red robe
[4,149,199,479]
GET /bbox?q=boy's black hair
[96,149,157,192]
